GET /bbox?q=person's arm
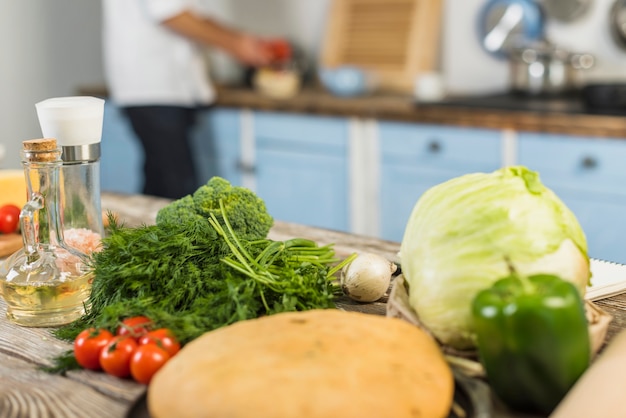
[161,10,271,67]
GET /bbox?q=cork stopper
[22,138,60,162]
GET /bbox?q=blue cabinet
[196,109,351,232]
[517,133,626,264]
[253,111,350,232]
[100,102,143,194]
[201,111,504,240]
[378,122,503,242]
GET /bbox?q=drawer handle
[581,156,598,169]
[236,160,256,174]
[427,140,442,153]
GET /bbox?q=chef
[102,0,272,199]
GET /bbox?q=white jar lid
[36,96,105,146]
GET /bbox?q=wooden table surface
[1,192,625,418]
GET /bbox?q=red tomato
[0,204,20,234]
[99,336,138,378]
[74,328,114,370]
[138,328,181,357]
[267,39,291,62]
[116,316,153,339]
[130,344,170,385]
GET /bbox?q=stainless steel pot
[610,0,626,50]
[538,0,591,23]
[509,40,594,95]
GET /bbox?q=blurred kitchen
[2,0,626,263]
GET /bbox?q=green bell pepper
[471,272,591,415]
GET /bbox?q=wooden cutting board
[320,0,443,93]
[0,234,22,258]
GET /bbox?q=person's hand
[232,34,273,67]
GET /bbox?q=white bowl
[319,66,375,97]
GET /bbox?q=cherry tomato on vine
[116,316,153,339]
[99,336,138,378]
[74,328,114,370]
[130,344,170,385]
[138,328,181,357]
[0,204,20,234]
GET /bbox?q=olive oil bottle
[0,138,92,327]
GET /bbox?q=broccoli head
[156,195,204,226]
[156,177,273,240]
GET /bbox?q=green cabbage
[399,166,590,350]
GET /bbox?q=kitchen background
[2,0,626,169]
[3,0,626,263]
[0,0,325,169]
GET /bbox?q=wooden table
[1,192,625,418]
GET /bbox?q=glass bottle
[0,138,93,327]
[36,97,105,253]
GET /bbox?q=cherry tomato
[74,328,114,370]
[116,316,153,339]
[130,344,170,385]
[0,204,20,234]
[99,336,138,378]
[138,328,181,357]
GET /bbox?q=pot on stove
[509,39,594,95]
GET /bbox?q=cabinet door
[100,102,143,194]
[193,108,242,186]
[518,133,626,264]
[253,111,350,232]
[379,122,503,242]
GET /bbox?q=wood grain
[0,320,68,366]
[320,0,443,93]
[0,355,130,418]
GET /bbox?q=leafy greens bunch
[55,177,350,345]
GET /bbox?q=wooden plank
[0,315,69,366]
[0,352,134,418]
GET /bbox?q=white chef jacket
[102,0,216,106]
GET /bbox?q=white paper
[586,258,626,301]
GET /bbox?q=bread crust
[148,309,454,418]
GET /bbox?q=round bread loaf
[148,309,454,418]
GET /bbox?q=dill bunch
[53,203,353,347]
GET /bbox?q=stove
[427,90,626,117]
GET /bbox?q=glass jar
[0,138,93,327]
[58,141,104,253]
[36,96,105,253]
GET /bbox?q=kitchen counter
[1,192,626,417]
[213,85,626,138]
[78,84,626,139]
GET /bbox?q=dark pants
[123,106,199,199]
